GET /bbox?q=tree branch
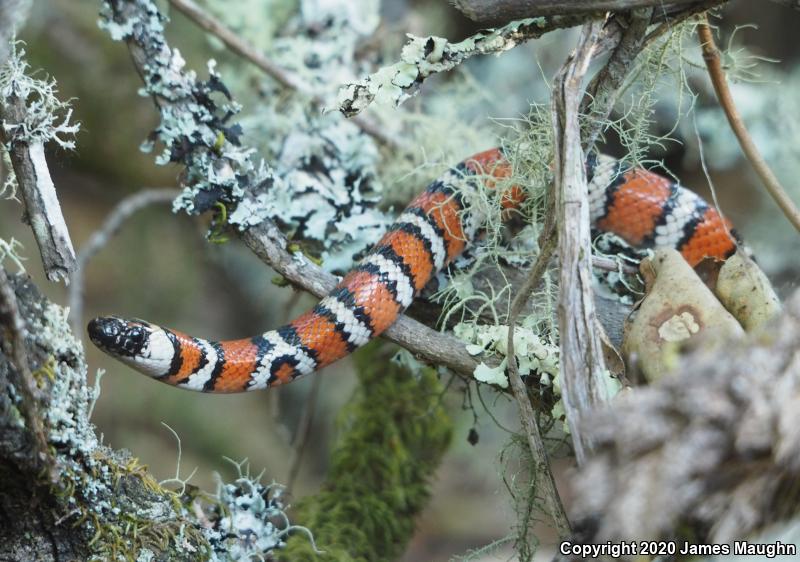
[0,267,54,481]
[505,205,571,537]
[451,0,722,25]
[241,224,493,380]
[551,21,609,464]
[697,19,800,234]
[68,188,180,334]
[582,8,653,148]
[0,93,76,282]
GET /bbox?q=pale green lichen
[99,0,280,228]
[202,458,318,561]
[0,42,79,202]
[231,0,391,271]
[455,322,559,390]
[0,237,25,271]
[336,17,553,117]
[0,42,80,149]
[101,0,394,272]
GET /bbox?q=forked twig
[697,19,800,233]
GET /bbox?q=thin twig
[0,267,55,481]
[641,0,726,48]
[697,19,800,233]
[167,0,400,148]
[505,205,571,537]
[68,189,179,334]
[0,93,76,282]
[287,374,322,490]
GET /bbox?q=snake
[88,148,738,392]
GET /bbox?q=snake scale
[88,148,738,392]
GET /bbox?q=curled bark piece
[622,248,744,382]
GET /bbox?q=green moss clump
[281,343,453,561]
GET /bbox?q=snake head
[88,317,152,358]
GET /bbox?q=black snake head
[88,317,150,358]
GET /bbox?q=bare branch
[582,8,653,148]
[68,188,180,334]
[551,21,609,464]
[697,19,800,234]
[451,0,721,24]
[167,0,400,148]
[0,93,76,282]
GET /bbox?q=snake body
[88,149,737,392]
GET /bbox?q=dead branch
[697,19,800,234]
[582,8,652,148]
[572,288,800,544]
[68,188,180,334]
[0,94,76,282]
[551,21,609,464]
[505,202,571,536]
[451,0,722,25]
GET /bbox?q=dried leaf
[622,249,744,382]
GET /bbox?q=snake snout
[88,317,149,357]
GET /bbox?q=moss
[281,343,453,561]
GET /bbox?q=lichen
[100,0,393,273]
[0,42,80,149]
[198,458,317,561]
[336,18,553,117]
[99,0,279,229]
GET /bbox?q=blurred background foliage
[1,1,799,559]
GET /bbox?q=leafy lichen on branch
[335,16,585,117]
[99,0,280,228]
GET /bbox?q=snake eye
[88,317,148,357]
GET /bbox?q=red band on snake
[88,149,737,392]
